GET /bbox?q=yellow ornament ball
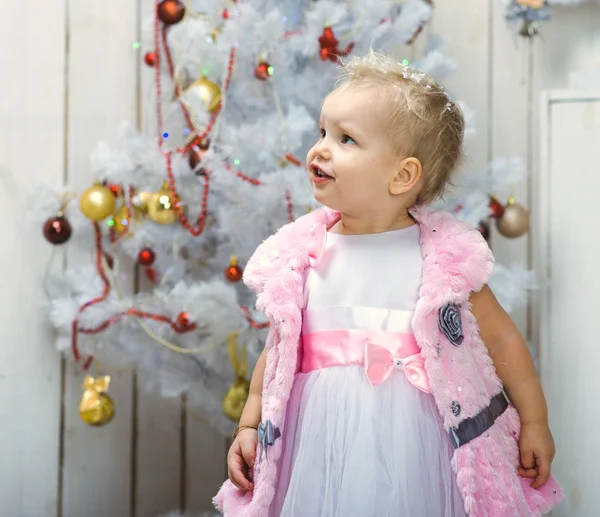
[80,184,116,221]
[131,191,153,219]
[187,76,222,113]
[222,377,250,422]
[79,375,115,427]
[80,392,115,426]
[147,182,178,225]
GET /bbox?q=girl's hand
[517,422,556,489]
[227,428,258,491]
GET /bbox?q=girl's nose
[312,140,331,160]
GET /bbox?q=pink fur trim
[412,206,498,428]
[215,209,338,516]
[452,407,563,516]
[409,205,495,299]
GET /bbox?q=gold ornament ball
[132,191,153,211]
[147,183,178,225]
[79,375,115,426]
[496,198,530,238]
[80,184,116,221]
[79,375,115,427]
[131,191,153,219]
[188,76,222,114]
[80,392,115,426]
[222,378,250,422]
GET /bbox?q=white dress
[269,226,467,517]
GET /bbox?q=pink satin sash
[301,329,431,393]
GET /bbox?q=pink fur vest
[214,206,563,517]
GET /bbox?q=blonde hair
[335,51,465,204]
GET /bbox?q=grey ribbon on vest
[258,420,281,461]
[449,392,508,448]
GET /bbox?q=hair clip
[397,64,454,109]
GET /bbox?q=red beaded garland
[145,267,159,283]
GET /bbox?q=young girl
[214,51,562,517]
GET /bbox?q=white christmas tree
[31,0,532,435]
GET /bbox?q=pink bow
[364,342,431,393]
[307,223,327,267]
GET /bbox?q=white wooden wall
[1,1,598,515]
[538,91,600,517]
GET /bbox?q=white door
[537,91,600,516]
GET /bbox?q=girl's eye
[341,134,356,145]
[319,128,326,138]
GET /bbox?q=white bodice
[304,224,423,314]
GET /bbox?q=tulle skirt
[269,365,467,517]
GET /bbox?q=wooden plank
[534,4,600,92]
[537,94,600,517]
[488,0,532,336]
[430,0,491,172]
[61,0,139,516]
[533,8,600,516]
[135,389,183,517]
[186,412,229,511]
[134,1,185,515]
[530,3,600,361]
[0,0,65,514]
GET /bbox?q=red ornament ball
[225,258,243,282]
[138,247,156,266]
[144,52,157,67]
[177,312,191,328]
[43,215,72,245]
[489,197,505,219]
[254,61,272,81]
[157,0,185,25]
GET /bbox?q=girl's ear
[389,157,422,195]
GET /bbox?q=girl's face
[516,0,545,8]
[306,86,408,217]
